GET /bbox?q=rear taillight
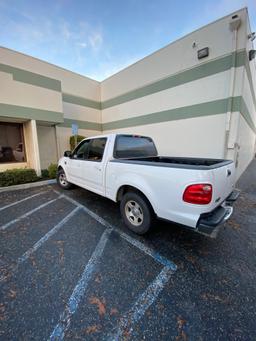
[183,184,212,205]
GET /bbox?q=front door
[66,139,90,186]
[82,137,107,194]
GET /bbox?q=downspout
[224,15,241,161]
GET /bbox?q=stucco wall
[100,9,247,101]
[235,14,256,178]
[0,47,100,101]
[101,8,250,161]
[104,114,227,158]
[0,46,101,130]
[0,46,102,163]
[37,125,58,169]
[0,8,255,177]
[236,114,256,179]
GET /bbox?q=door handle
[94,165,102,171]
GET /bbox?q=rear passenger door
[80,137,107,195]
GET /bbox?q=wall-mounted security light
[248,32,256,41]
[229,14,241,31]
[197,47,209,59]
[249,50,256,61]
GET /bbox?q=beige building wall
[234,14,256,178]
[100,8,255,180]
[0,47,100,101]
[37,125,58,170]
[236,115,256,177]
[104,114,227,158]
[0,71,62,114]
[0,7,255,179]
[0,45,101,171]
[101,10,247,101]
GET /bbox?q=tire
[120,191,154,235]
[57,169,72,190]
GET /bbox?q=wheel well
[58,166,63,171]
[116,185,155,214]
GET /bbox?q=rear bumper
[196,189,240,237]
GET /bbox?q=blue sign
[71,123,78,135]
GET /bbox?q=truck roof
[83,133,151,140]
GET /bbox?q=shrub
[41,169,49,179]
[70,135,85,151]
[0,168,38,187]
[48,163,58,179]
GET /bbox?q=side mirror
[64,150,71,157]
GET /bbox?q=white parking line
[109,266,173,341]
[0,191,48,212]
[54,190,177,271]
[49,191,177,339]
[0,187,177,338]
[117,230,177,270]
[0,206,80,283]
[17,207,80,265]
[0,195,63,231]
[49,227,113,341]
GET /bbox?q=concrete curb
[0,179,56,193]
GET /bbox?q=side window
[87,138,107,162]
[72,140,90,159]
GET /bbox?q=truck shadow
[53,183,232,262]
[53,180,256,291]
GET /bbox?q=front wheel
[57,169,72,190]
[120,191,154,235]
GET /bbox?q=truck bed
[111,156,233,170]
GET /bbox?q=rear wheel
[57,169,72,190]
[120,191,154,235]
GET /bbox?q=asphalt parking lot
[0,161,256,341]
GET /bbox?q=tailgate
[211,161,236,207]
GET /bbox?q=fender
[110,172,158,214]
[58,157,71,182]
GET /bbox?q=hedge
[41,169,49,178]
[70,135,85,151]
[48,163,58,179]
[0,168,38,187]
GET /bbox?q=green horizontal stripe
[0,50,250,113]
[234,49,247,68]
[58,118,102,131]
[103,98,230,130]
[102,96,256,133]
[62,93,101,110]
[231,96,242,112]
[239,97,256,134]
[230,96,256,133]
[0,97,254,135]
[0,103,63,123]
[244,55,256,111]
[101,50,246,109]
[57,50,249,112]
[0,64,61,92]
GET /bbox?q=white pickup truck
[57,134,239,237]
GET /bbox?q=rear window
[114,135,157,159]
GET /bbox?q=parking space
[0,185,176,340]
[1,161,256,340]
